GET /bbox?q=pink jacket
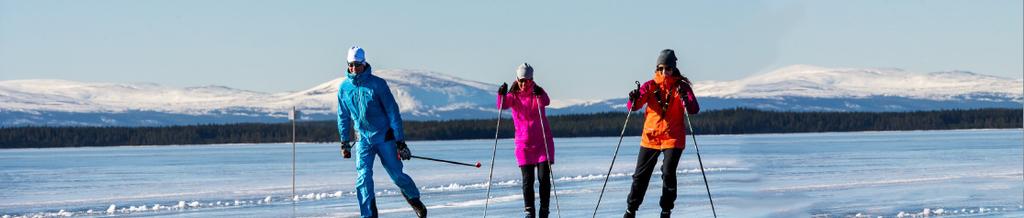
[496,86,555,166]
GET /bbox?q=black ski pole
[483,95,505,218]
[411,155,481,168]
[592,81,641,218]
[535,96,561,218]
[681,80,718,218]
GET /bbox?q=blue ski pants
[354,140,420,217]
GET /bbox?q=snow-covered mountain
[266,69,497,120]
[0,69,499,126]
[1,65,1020,126]
[555,65,1023,113]
[696,65,1021,100]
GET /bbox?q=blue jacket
[337,64,406,144]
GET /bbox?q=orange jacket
[626,79,700,150]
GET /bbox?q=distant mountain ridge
[0,69,500,126]
[555,65,1022,114]
[1,65,1020,126]
[696,65,1021,100]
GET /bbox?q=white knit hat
[516,62,533,80]
[346,46,365,63]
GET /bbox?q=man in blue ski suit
[337,46,427,218]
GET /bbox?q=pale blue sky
[1,0,1021,100]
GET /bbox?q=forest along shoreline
[1,108,1021,148]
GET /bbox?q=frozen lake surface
[1,129,1022,217]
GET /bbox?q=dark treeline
[1,108,1020,148]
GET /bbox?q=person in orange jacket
[622,49,699,218]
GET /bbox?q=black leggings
[521,161,551,216]
[626,147,684,212]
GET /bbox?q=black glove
[340,141,352,159]
[629,81,642,102]
[533,85,545,96]
[498,83,508,96]
[396,141,411,160]
[677,77,692,97]
[628,89,641,102]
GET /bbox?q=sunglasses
[517,78,533,82]
[347,62,364,67]
[656,66,673,72]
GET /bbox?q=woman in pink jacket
[496,63,555,218]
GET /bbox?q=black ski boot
[406,197,427,218]
[661,210,671,218]
[623,210,636,218]
[524,206,536,218]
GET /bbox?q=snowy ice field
[1,129,1022,217]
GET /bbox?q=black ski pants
[521,161,551,217]
[625,147,684,212]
